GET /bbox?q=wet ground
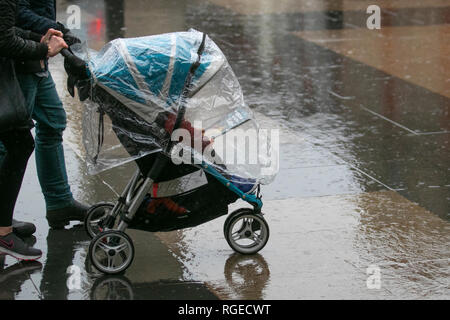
[1,0,449,299]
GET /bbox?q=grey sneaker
[12,219,36,238]
[46,200,89,229]
[0,233,42,261]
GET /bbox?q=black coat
[0,0,47,131]
[16,0,58,35]
[0,0,48,60]
[14,0,62,73]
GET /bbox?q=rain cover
[79,29,278,186]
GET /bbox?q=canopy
[78,29,278,185]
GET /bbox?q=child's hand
[164,113,212,151]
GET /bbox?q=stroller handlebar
[60,48,72,58]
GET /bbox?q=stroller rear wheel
[89,230,135,275]
[85,203,115,238]
[224,209,269,255]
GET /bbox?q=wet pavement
[0,0,449,299]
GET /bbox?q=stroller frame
[99,158,263,234]
[82,33,268,275]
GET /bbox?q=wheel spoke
[97,241,111,253]
[232,230,244,241]
[90,218,103,225]
[107,254,115,269]
[244,219,254,233]
[251,233,262,244]
[114,242,128,253]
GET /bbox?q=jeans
[0,72,73,211]
[0,130,34,226]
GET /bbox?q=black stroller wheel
[85,203,115,238]
[89,230,135,275]
[224,210,269,255]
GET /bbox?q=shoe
[23,235,37,247]
[12,219,36,238]
[46,199,89,229]
[0,233,42,261]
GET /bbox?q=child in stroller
[64,30,275,274]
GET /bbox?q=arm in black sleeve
[0,0,48,59]
[13,26,43,42]
[12,26,30,39]
[16,0,59,35]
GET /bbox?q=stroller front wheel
[224,209,269,255]
[89,230,135,275]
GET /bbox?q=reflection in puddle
[88,254,271,300]
[89,275,218,300]
[0,255,43,300]
[40,227,91,300]
[91,275,134,300]
[223,254,270,300]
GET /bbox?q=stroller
[64,29,276,274]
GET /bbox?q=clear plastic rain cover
[79,29,278,186]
